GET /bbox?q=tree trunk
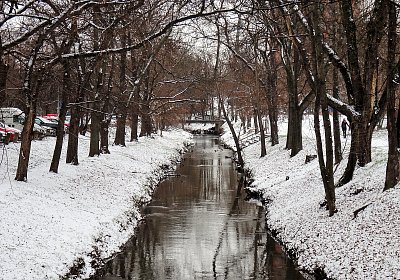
[329,3,343,165]
[332,66,342,164]
[269,110,279,146]
[66,63,89,165]
[240,114,246,133]
[267,83,279,146]
[49,61,70,173]
[140,97,152,137]
[312,2,336,215]
[114,112,127,146]
[15,51,41,181]
[100,118,110,154]
[256,106,266,157]
[100,53,115,154]
[246,115,251,128]
[384,1,399,190]
[66,105,80,165]
[0,49,8,108]
[285,54,303,156]
[267,66,279,146]
[337,0,388,185]
[15,107,35,181]
[261,43,280,146]
[89,110,101,156]
[89,54,106,157]
[287,104,303,157]
[221,98,244,170]
[140,113,152,137]
[130,111,139,141]
[253,109,259,134]
[314,93,336,216]
[114,31,127,146]
[230,100,234,120]
[129,87,140,141]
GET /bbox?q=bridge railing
[184,118,224,124]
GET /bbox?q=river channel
[91,135,306,280]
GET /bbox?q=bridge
[184,119,224,125]
[184,118,225,134]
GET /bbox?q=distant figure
[341,118,350,138]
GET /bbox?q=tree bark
[66,59,90,164]
[221,98,244,170]
[130,99,139,141]
[99,54,115,154]
[89,110,101,157]
[253,109,259,134]
[49,60,70,172]
[15,40,42,181]
[66,104,80,165]
[114,112,127,146]
[337,0,388,186]
[139,86,152,137]
[384,1,399,190]
[240,114,246,133]
[255,105,266,157]
[15,66,42,181]
[139,103,152,137]
[287,103,303,157]
[15,106,35,181]
[267,51,279,146]
[284,47,303,156]
[89,52,106,157]
[329,8,343,165]
[114,32,128,146]
[312,2,336,215]
[332,66,342,164]
[100,118,110,154]
[0,43,8,108]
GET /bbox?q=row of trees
[209,0,399,216]
[1,0,223,180]
[1,1,399,217]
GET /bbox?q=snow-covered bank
[221,121,400,280]
[0,129,192,280]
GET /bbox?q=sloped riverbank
[0,129,192,280]
[221,122,400,280]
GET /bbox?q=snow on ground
[0,129,192,280]
[221,117,400,280]
[183,122,215,132]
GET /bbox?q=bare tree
[384,1,400,190]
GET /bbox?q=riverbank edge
[220,122,400,280]
[219,142,321,280]
[243,184,328,280]
[62,137,195,279]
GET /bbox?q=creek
[91,135,306,280]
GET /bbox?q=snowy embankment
[0,129,192,280]
[221,120,400,280]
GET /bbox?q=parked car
[0,121,21,143]
[0,108,64,139]
[35,117,58,129]
[34,123,55,137]
[42,114,70,131]
[35,117,59,136]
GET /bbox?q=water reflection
[91,136,305,280]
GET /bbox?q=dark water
[92,136,306,280]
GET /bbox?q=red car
[0,122,21,143]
